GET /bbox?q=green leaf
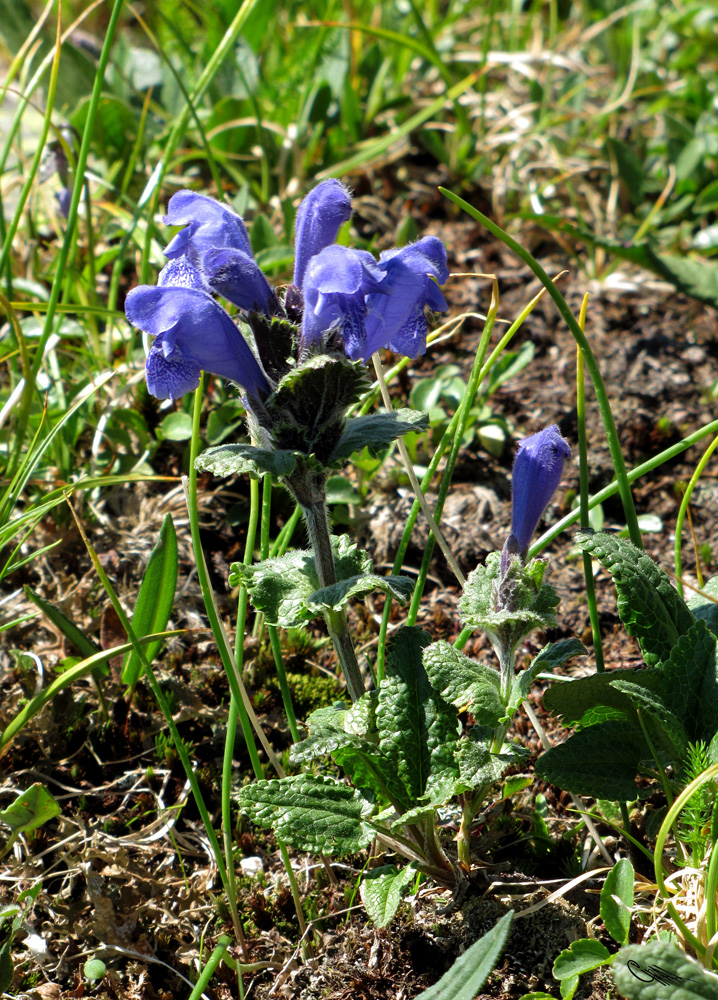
[122,514,178,688]
[159,411,193,441]
[377,628,459,802]
[360,865,416,928]
[0,783,61,859]
[535,720,649,800]
[507,639,587,715]
[423,641,503,725]
[688,576,718,639]
[23,586,106,681]
[234,535,399,627]
[553,938,612,979]
[237,775,374,855]
[612,938,718,999]
[411,910,513,1000]
[84,958,107,981]
[560,975,579,999]
[0,940,12,995]
[268,354,368,460]
[605,136,644,206]
[330,408,430,462]
[576,531,695,667]
[457,730,530,789]
[609,681,687,757]
[195,444,297,479]
[658,619,718,742]
[601,858,634,945]
[305,573,414,616]
[522,215,718,309]
[542,668,665,726]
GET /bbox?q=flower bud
[509,425,571,556]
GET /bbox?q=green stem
[188,935,232,1000]
[674,433,718,599]
[531,416,718,556]
[299,495,365,703]
[261,477,299,740]
[576,302,605,672]
[406,285,498,624]
[439,187,642,551]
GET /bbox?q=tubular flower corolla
[124,181,450,402]
[509,425,571,557]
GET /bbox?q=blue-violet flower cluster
[125,180,449,404]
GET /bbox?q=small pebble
[240,856,264,877]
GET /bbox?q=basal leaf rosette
[460,550,560,652]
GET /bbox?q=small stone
[240,856,264,877]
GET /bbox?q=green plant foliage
[330,408,429,462]
[196,444,298,479]
[233,534,413,627]
[601,858,634,946]
[411,910,514,1000]
[360,864,417,928]
[612,938,718,999]
[0,784,61,859]
[122,513,178,688]
[538,532,718,799]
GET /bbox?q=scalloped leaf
[423,640,503,725]
[456,730,530,789]
[576,531,695,667]
[305,572,414,615]
[688,576,718,639]
[360,865,417,928]
[535,720,649,800]
[610,680,687,757]
[330,408,430,462]
[611,938,718,999]
[553,939,611,980]
[232,534,372,627]
[237,775,374,855]
[541,668,665,727]
[377,627,459,802]
[507,638,587,715]
[196,443,297,479]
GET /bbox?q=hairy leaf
[688,576,718,639]
[237,775,373,855]
[330,408,430,463]
[542,668,665,726]
[535,720,649,800]
[196,444,297,479]
[659,619,718,742]
[377,628,459,801]
[412,911,513,1000]
[360,865,416,928]
[456,730,530,790]
[507,638,587,715]
[612,938,718,999]
[610,681,687,758]
[423,641,502,725]
[576,531,694,667]
[305,572,414,615]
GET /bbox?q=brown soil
[1,209,717,999]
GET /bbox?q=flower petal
[163,190,253,259]
[301,245,384,350]
[158,257,207,289]
[125,285,269,400]
[363,237,449,359]
[202,247,277,314]
[145,341,202,400]
[293,179,352,287]
[510,425,571,555]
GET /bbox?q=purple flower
[301,246,385,357]
[163,191,276,314]
[363,237,449,359]
[509,425,571,556]
[300,236,449,362]
[293,179,352,288]
[125,273,269,402]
